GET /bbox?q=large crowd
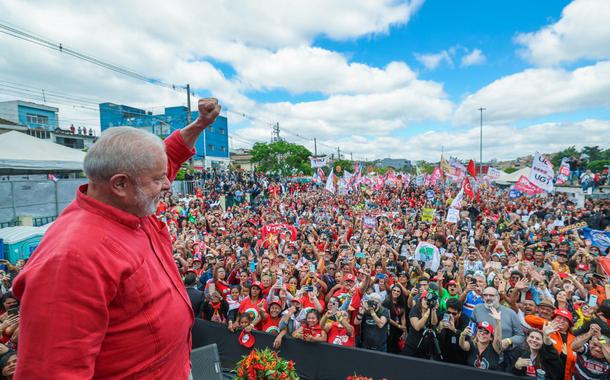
[0,167,609,379]
[169,168,609,379]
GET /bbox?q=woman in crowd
[510,325,563,379]
[384,284,408,354]
[292,310,327,343]
[403,291,439,358]
[458,308,503,370]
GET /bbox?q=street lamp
[478,107,485,178]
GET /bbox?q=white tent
[495,167,530,185]
[0,131,85,172]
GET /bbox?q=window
[207,144,215,151]
[220,146,226,152]
[219,128,225,135]
[26,129,50,139]
[26,113,49,126]
[208,126,214,133]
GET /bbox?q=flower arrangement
[234,348,299,380]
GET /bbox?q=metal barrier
[33,216,57,226]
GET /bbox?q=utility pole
[186,84,192,123]
[478,107,485,178]
[272,122,281,142]
[337,147,341,160]
[314,138,317,157]
[351,152,353,161]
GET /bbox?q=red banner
[513,175,544,196]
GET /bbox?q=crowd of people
[0,165,609,379]
[164,168,610,379]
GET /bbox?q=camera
[425,292,438,309]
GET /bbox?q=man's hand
[195,98,221,128]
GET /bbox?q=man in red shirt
[12,99,221,379]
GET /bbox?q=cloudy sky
[1,0,609,161]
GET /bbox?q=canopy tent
[0,131,85,174]
[495,167,530,185]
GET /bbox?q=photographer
[403,291,439,359]
[438,298,469,365]
[354,293,389,352]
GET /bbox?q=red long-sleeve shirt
[13,131,195,379]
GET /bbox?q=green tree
[582,146,603,161]
[551,145,578,167]
[251,141,313,176]
[587,160,610,172]
[414,160,435,174]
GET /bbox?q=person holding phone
[511,324,563,379]
[458,308,504,371]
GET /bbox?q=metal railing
[33,216,57,226]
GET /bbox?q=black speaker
[190,343,223,380]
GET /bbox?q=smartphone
[467,322,476,336]
[306,285,314,292]
[309,264,316,273]
[589,294,598,307]
[442,313,451,323]
[249,261,257,272]
[7,306,19,317]
[277,276,283,286]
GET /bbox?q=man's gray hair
[84,127,165,182]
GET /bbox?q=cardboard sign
[557,222,588,234]
[422,208,435,222]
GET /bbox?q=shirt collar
[76,184,143,229]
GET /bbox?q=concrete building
[230,148,254,171]
[99,103,229,169]
[0,100,96,149]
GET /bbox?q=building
[230,148,254,171]
[99,103,229,169]
[0,100,96,149]
[376,158,414,170]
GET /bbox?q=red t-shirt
[326,321,355,347]
[261,315,281,335]
[238,297,267,330]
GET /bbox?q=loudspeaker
[190,343,223,380]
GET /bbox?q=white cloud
[460,49,486,67]
[415,51,453,70]
[454,60,610,125]
[515,0,610,66]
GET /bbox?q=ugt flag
[582,227,610,251]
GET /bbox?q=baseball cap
[447,280,457,286]
[576,263,590,272]
[553,308,573,325]
[251,281,263,290]
[477,321,494,335]
[344,273,356,282]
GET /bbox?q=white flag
[325,168,335,193]
[529,152,554,192]
[487,167,502,180]
[450,187,464,209]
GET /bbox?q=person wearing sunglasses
[438,298,469,365]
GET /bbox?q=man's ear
[108,173,131,198]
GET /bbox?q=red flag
[467,160,477,178]
[463,177,474,200]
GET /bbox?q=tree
[587,160,610,172]
[250,141,312,176]
[582,146,603,162]
[551,145,578,167]
[414,160,435,174]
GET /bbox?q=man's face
[534,252,544,263]
[131,151,170,217]
[522,300,536,315]
[482,289,497,308]
[538,305,555,320]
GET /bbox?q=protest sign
[558,222,588,234]
[556,158,570,185]
[514,175,544,196]
[508,189,522,198]
[446,208,460,223]
[363,216,377,229]
[415,242,440,272]
[487,167,502,180]
[422,208,435,222]
[310,157,327,168]
[426,189,435,201]
[529,152,554,192]
[582,227,610,250]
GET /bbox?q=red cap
[238,330,255,348]
[251,281,263,289]
[553,308,573,325]
[558,273,569,279]
[344,273,356,282]
[477,321,494,335]
[447,280,457,286]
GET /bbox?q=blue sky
[1,0,609,161]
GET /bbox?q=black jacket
[186,287,204,317]
[437,315,469,365]
[509,343,564,380]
